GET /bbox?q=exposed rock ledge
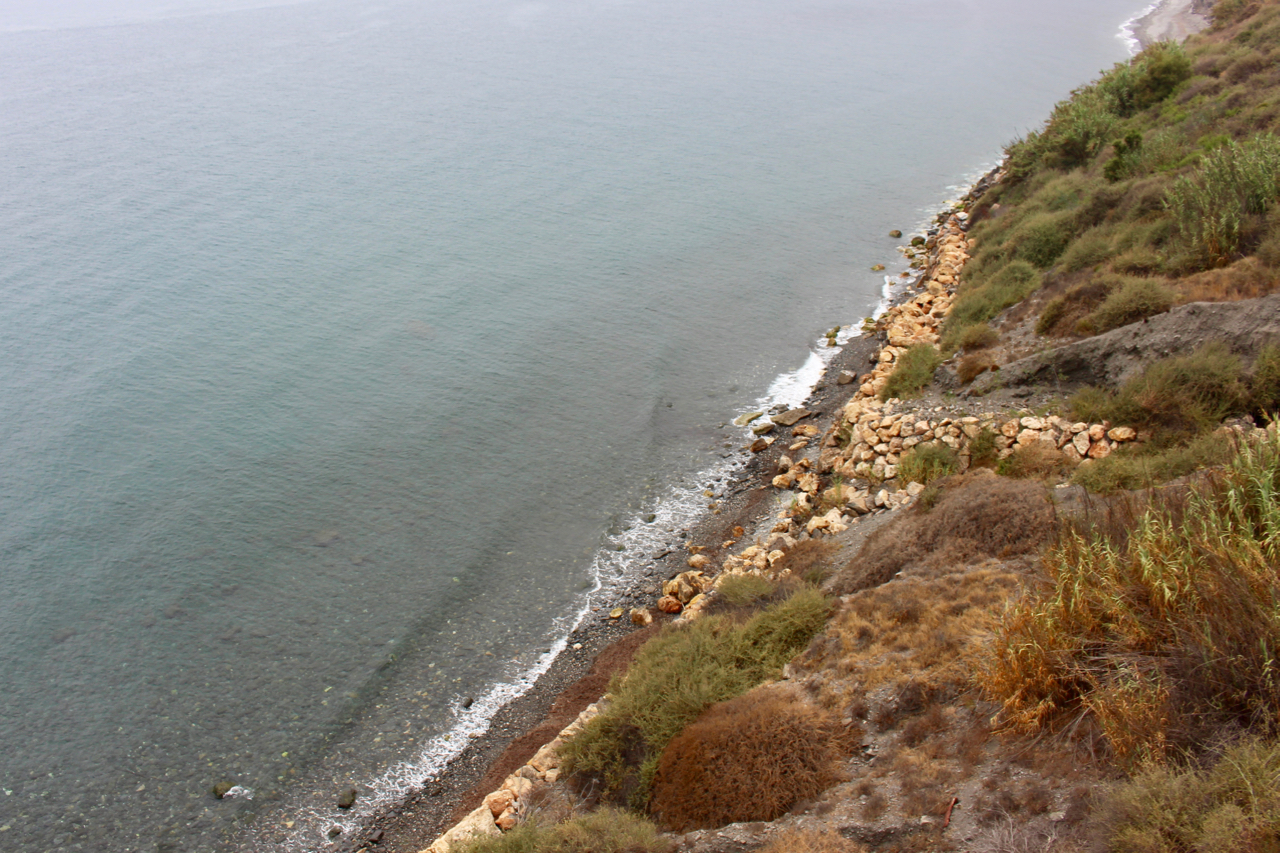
[970,293,1280,395]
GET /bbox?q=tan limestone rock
[496,809,518,832]
[1000,419,1020,438]
[1088,424,1107,441]
[1088,439,1113,459]
[1073,431,1092,457]
[1108,426,1136,442]
[630,608,653,627]
[687,553,710,570]
[485,790,515,818]
[657,595,683,614]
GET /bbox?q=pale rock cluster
[421,701,608,853]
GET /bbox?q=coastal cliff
[346,0,1280,849]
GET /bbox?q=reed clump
[982,430,1280,764]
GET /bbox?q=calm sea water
[0,1,1144,849]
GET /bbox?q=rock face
[971,293,1280,394]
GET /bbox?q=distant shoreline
[1132,0,1212,48]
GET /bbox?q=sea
[0,1,1149,850]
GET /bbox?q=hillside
[384,3,1280,852]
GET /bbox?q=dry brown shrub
[996,441,1073,481]
[828,473,1054,595]
[1176,257,1280,303]
[756,828,867,853]
[647,687,855,832]
[802,565,1021,699]
[958,352,1000,384]
[773,538,839,585]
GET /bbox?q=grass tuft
[455,808,670,853]
[880,344,942,401]
[897,442,960,486]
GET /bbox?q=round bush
[648,690,849,832]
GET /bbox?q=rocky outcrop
[970,293,1280,395]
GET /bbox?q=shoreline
[1129,0,1211,49]
[334,181,993,852]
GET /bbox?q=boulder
[687,553,710,570]
[1108,426,1136,442]
[484,790,515,818]
[773,408,813,427]
[1073,431,1092,456]
[630,608,653,627]
[657,596,683,614]
[1088,424,1107,441]
[496,809,518,832]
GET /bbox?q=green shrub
[1070,432,1232,493]
[968,427,1000,469]
[983,431,1280,762]
[1069,342,1248,438]
[945,261,1042,344]
[1081,276,1174,332]
[957,323,999,351]
[714,573,777,607]
[897,442,960,486]
[560,587,829,808]
[996,441,1073,481]
[1093,739,1280,853]
[879,344,942,401]
[456,808,670,853]
[1058,226,1113,271]
[1036,295,1067,336]
[1167,133,1280,266]
[1012,212,1074,268]
[1104,131,1145,182]
[1253,344,1280,416]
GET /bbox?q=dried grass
[756,828,867,853]
[828,474,1054,596]
[981,430,1280,764]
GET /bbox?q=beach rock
[484,790,515,818]
[796,472,820,494]
[337,788,358,809]
[773,408,813,427]
[837,371,856,385]
[630,608,654,627]
[751,421,775,436]
[890,229,903,238]
[686,553,710,570]
[428,804,500,853]
[749,438,769,453]
[657,596,683,614]
[211,781,235,800]
[734,411,764,426]
[772,472,796,490]
[1109,426,1136,442]
[846,494,871,515]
